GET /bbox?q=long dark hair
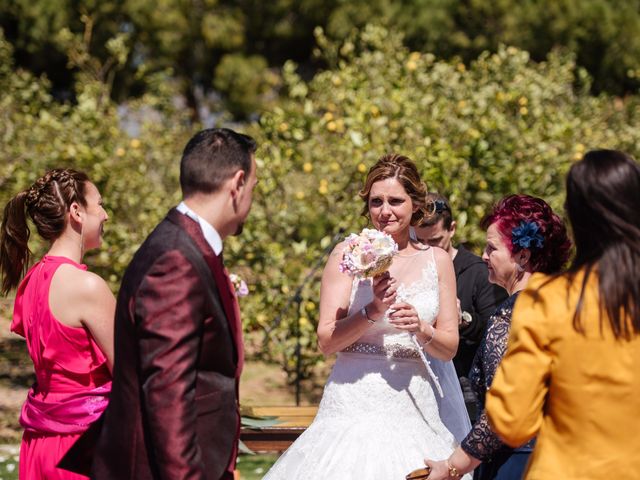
[0,169,89,294]
[566,149,640,339]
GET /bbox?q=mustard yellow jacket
[486,270,640,479]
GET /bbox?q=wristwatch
[446,460,462,478]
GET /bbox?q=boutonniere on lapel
[460,310,472,327]
[229,273,249,297]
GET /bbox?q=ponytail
[0,191,31,295]
[0,168,90,295]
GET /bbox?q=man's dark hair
[421,192,453,230]
[180,128,257,197]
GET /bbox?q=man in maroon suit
[66,128,258,479]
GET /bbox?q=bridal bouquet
[339,228,398,278]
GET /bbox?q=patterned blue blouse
[460,293,535,461]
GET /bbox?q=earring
[79,223,84,259]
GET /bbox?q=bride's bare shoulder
[329,240,349,258]
[430,246,452,263]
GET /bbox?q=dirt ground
[0,297,328,443]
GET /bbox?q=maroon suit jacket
[62,209,243,480]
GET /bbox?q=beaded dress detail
[264,249,471,480]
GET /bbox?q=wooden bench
[240,405,318,452]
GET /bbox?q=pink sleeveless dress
[10,255,112,480]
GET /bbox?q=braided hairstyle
[0,169,90,294]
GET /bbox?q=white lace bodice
[347,253,439,349]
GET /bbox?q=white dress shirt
[176,201,223,255]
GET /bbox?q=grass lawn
[237,454,279,479]
[0,445,18,480]
[0,447,278,480]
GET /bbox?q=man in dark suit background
[72,128,258,479]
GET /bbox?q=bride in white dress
[264,154,471,479]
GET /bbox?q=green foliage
[2,25,640,382]
[325,0,640,95]
[236,454,278,480]
[3,0,640,119]
[214,53,277,118]
[239,25,640,378]
[0,0,331,117]
[0,29,191,285]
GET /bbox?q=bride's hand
[422,459,449,480]
[369,272,396,316]
[388,302,422,333]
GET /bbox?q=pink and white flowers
[229,273,249,297]
[339,228,398,278]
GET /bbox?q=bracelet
[445,459,462,478]
[421,324,435,347]
[361,305,377,324]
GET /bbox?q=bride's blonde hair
[359,153,427,226]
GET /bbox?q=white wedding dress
[264,249,471,480]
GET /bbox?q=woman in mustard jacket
[423,194,572,480]
[486,149,640,479]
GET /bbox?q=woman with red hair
[487,150,640,478]
[424,194,571,480]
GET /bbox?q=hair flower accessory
[339,228,398,278]
[229,273,249,297]
[511,221,544,249]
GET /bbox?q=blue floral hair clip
[511,221,544,249]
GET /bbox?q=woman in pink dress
[0,168,115,479]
